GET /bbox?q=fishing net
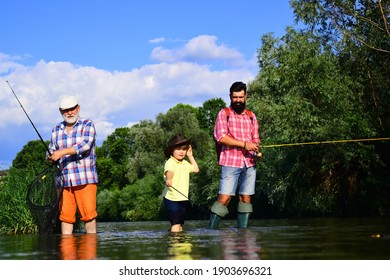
[26,165,64,234]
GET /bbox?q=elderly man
[48,96,98,234]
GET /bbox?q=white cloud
[149,37,182,44]
[127,121,140,128]
[0,35,257,163]
[149,37,166,44]
[0,53,30,75]
[95,120,116,143]
[150,35,248,67]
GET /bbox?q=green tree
[197,98,227,135]
[157,104,199,138]
[249,26,386,216]
[286,0,390,215]
[291,0,390,54]
[156,103,210,158]
[97,127,134,190]
[98,127,135,163]
[291,0,390,134]
[126,120,166,183]
[12,140,49,172]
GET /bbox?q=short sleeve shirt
[162,157,195,201]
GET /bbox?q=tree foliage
[249,0,390,216]
[196,98,227,136]
[12,140,49,172]
[291,0,390,133]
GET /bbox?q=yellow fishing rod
[260,137,390,149]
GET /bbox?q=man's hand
[244,141,259,152]
[47,150,64,163]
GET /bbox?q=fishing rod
[6,81,64,234]
[170,186,239,233]
[6,81,52,155]
[260,137,390,149]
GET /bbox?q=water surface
[0,217,389,260]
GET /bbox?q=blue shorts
[163,198,189,226]
[219,165,256,196]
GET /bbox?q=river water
[0,217,389,260]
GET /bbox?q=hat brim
[59,96,79,110]
[164,139,191,158]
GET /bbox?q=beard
[62,112,79,125]
[231,101,246,114]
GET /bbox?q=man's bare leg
[85,219,96,234]
[61,222,74,235]
[217,194,231,206]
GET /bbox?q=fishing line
[260,137,390,149]
[170,186,239,233]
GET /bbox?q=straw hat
[164,134,191,158]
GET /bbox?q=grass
[0,167,38,234]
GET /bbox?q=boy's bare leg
[171,224,182,232]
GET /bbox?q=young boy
[163,134,199,232]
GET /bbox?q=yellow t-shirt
[163,156,195,201]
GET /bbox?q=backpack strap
[225,107,253,124]
[224,107,230,121]
[246,109,254,124]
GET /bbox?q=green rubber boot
[208,201,229,230]
[208,213,222,229]
[237,213,250,228]
[237,202,253,228]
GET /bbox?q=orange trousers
[60,184,97,223]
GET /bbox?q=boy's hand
[165,179,172,187]
[186,145,193,157]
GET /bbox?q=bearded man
[208,81,261,229]
[48,96,98,234]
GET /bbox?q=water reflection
[0,218,389,260]
[167,233,193,260]
[220,229,261,260]
[59,234,97,260]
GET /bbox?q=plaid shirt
[49,118,98,187]
[214,107,260,168]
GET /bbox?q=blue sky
[0,0,297,169]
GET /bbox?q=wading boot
[208,213,222,230]
[237,213,250,228]
[237,202,253,228]
[208,201,229,229]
